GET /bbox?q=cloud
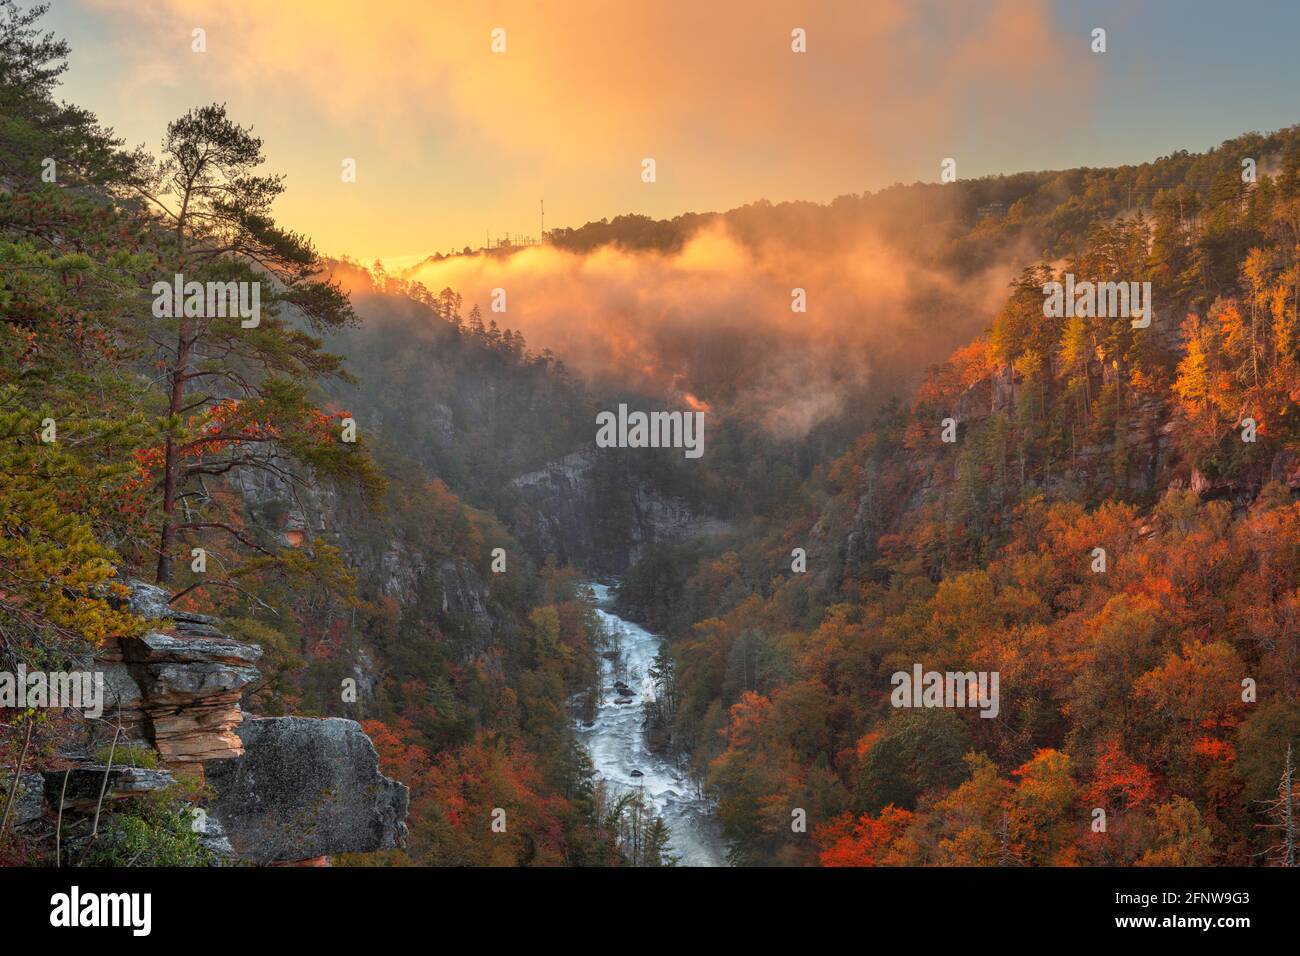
[74,0,1089,335]
[390,216,1019,438]
[82,0,1097,194]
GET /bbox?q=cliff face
[510,446,728,573]
[233,464,496,631]
[801,358,1300,593]
[949,361,1178,498]
[7,579,408,865]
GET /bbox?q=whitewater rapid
[576,583,727,867]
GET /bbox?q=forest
[0,2,667,867]
[619,134,1300,866]
[1,0,1298,872]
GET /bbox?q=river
[576,583,727,866]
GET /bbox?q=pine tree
[124,104,384,585]
[641,816,679,867]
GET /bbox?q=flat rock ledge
[43,766,176,812]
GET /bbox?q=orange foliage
[815,806,915,867]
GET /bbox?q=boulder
[122,579,223,630]
[190,805,235,860]
[1,772,46,827]
[205,716,409,863]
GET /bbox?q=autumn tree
[815,805,915,866]
[0,1,150,667]
[1008,749,1077,866]
[933,752,1012,866]
[1136,797,1214,866]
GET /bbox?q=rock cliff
[3,579,408,865]
[510,446,727,572]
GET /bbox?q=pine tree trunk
[156,318,192,584]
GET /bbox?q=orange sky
[52,0,1103,262]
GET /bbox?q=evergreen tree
[641,816,679,867]
[125,103,383,585]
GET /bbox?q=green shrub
[81,806,214,867]
[92,743,159,769]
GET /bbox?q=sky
[38,0,1300,265]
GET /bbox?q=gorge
[577,584,725,867]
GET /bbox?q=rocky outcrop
[231,467,340,551]
[953,364,1016,422]
[1,772,46,828]
[98,580,262,766]
[1190,448,1300,504]
[6,578,413,865]
[511,446,728,572]
[205,716,409,864]
[120,631,261,763]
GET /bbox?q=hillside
[0,4,640,867]
[618,136,1300,866]
[3,0,1300,876]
